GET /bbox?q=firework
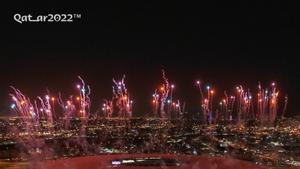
[77,76,91,119]
[9,75,287,125]
[196,80,287,125]
[152,70,180,119]
[111,75,133,117]
[102,99,113,118]
[195,81,216,124]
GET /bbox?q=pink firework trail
[195,81,215,124]
[77,76,91,119]
[152,70,179,119]
[102,99,113,118]
[196,80,287,125]
[112,75,133,117]
[152,70,170,118]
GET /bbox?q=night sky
[0,1,299,116]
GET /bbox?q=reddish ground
[33,154,266,169]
